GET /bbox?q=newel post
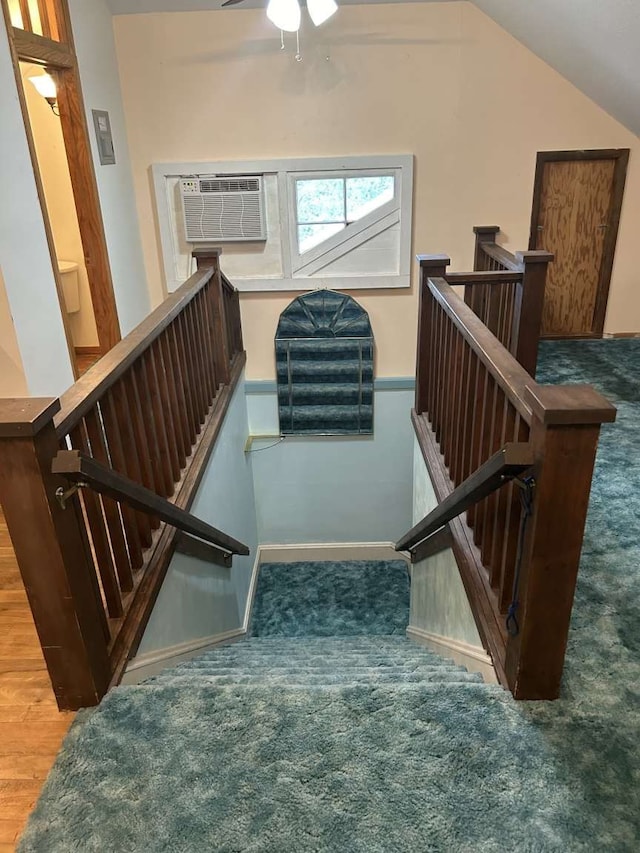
[415,254,450,415]
[511,250,554,376]
[472,225,500,271]
[505,385,616,699]
[193,248,230,387]
[0,399,110,709]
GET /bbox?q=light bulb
[307,0,337,26]
[28,73,57,100]
[267,0,301,33]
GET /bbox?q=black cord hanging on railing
[506,475,536,637]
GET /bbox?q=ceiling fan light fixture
[307,0,338,26]
[267,0,301,32]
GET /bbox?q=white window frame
[152,155,413,293]
[289,169,400,275]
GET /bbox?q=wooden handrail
[478,243,523,273]
[396,443,533,553]
[52,449,250,558]
[55,265,215,438]
[0,250,247,710]
[446,270,523,285]
[412,252,615,699]
[428,277,535,423]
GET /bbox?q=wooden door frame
[1,0,121,374]
[528,148,630,339]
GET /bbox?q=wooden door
[529,150,629,338]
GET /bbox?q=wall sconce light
[28,72,59,116]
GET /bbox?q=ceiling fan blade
[221,0,246,6]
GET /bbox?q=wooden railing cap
[524,384,617,425]
[516,250,555,264]
[191,248,222,259]
[417,253,451,268]
[0,397,60,438]
[473,225,500,235]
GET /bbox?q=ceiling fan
[221,0,338,32]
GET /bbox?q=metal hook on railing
[506,475,536,637]
[55,482,87,510]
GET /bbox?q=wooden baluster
[0,399,110,709]
[84,405,135,589]
[415,258,447,414]
[193,291,215,408]
[488,397,515,586]
[201,281,219,396]
[70,423,123,618]
[431,304,444,435]
[180,310,206,427]
[194,252,231,386]
[474,380,499,549]
[126,369,165,501]
[172,318,198,446]
[505,385,615,699]
[510,251,553,376]
[159,331,187,470]
[18,0,33,31]
[232,287,243,355]
[473,226,500,272]
[435,313,451,446]
[480,386,506,566]
[140,349,175,497]
[444,328,463,472]
[467,364,489,528]
[150,340,181,484]
[107,381,155,541]
[452,340,470,486]
[497,413,528,609]
[101,387,148,557]
[458,342,478,484]
[36,0,51,37]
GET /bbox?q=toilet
[57,260,80,314]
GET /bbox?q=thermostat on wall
[92,109,116,166]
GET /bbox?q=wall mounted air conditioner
[180,175,266,242]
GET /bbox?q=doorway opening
[21,61,101,375]
[529,149,629,339]
[2,0,121,379]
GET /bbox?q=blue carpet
[17,340,640,851]
[250,560,409,637]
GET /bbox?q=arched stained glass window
[275,290,374,435]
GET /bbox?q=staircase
[146,635,484,689]
[20,560,514,852]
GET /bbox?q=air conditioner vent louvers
[180,175,266,242]
[198,178,261,193]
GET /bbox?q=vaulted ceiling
[106,0,640,137]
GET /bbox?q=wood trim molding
[406,626,498,685]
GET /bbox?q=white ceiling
[105,0,640,137]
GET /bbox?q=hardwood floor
[0,509,73,852]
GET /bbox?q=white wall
[69,0,150,336]
[247,383,414,544]
[113,2,640,384]
[0,267,28,397]
[137,376,259,655]
[409,436,483,647]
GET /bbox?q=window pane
[296,179,344,224]
[298,223,345,254]
[346,176,394,222]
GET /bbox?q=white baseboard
[258,542,409,564]
[242,545,263,633]
[406,626,498,685]
[121,627,246,684]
